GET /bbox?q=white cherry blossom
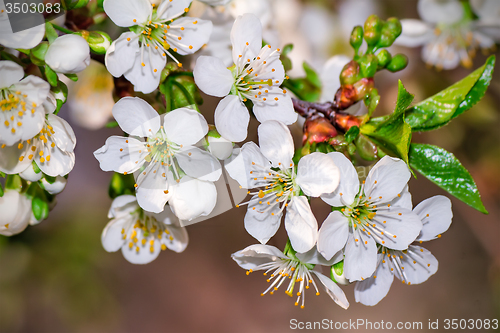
[93,97,221,218]
[0,60,50,146]
[102,195,188,264]
[354,195,453,306]
[45,34,91,74]
[232,244,349,309]
[104,0,212,93]
[193,13,297,142]
[317,153,422,282]
[226,120,340,253]
[0,0,45,49]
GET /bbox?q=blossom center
[0,89,37,135]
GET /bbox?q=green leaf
[0,183,3,197]
[44,65,58,87]
[5,175,22,191]
[45,22,58,44]
[405,56,495,132]
[45,175,57,184]
[344,126,360,143]
[303,62,321,89]
[105,121,119,128]
[64,73,79,82]
[32,196,49,221]
[280,43,293,72]
[0,171,5,178]
[392,80,414,118]
[108,172,136,199]
[409,143,488,214]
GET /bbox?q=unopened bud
[363,14,382,46]
[376,49,392,68]
[354,134,378,161]
[386,54,408,72]
[350,26,364,51]
[76,31,112,54]
[303,115,337,145]
[45,34,90,74]
[359,54,378,78]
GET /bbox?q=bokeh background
[1,0,499,332]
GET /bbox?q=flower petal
[231,244,287,270]
[252,88,297,125]
[320,55,350,103]
[0,12,45,49]
[231,13,262,65]
[396,19,434,47]
[124,47,166,94]
[103,0,152,27]
[224,142,269,189]
[214,95,250,142]
[0,190,31,236]
[344,233,377,282]
[257,120,294,167]
[193,56,234,97]
[158,0,193,21]
[388,185,412,210]
[365,156,411,204]
[0,143,30,174]
[163,224,189,253]
[14,75,50,106]
[112,97,160,137]
[296,246,342,266]
[101,216,129,252]
[94,136,148,173]
[354,254,394,306]
[400,245,439,285]
[296,152,340,197]
[163,107,208,146]
[244,196,282,244]
[167,17,212,55]
[105,32,139,77]
[175,146,222,182]
[317,211,349,260]
[284,196,318,253]
[48,114,76,152]
[108,194,138,218]
[417,0,464,24]
[36,146,75,177]
[312,271,350,309]
[121,235,161,264]
[169,176,217,220]
[372,209,422,250]
[135,164,171,213]
[0,60,23,88]
[414,195,452,242]
[320,152,359,207]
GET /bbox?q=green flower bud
[386,54,408,72]
[363,14,382,46]
[377,18,402,48]
[386,17,402,38]
[359,54,378,78]
[76,31,112,55]
[61,0,89,10]
[376,49,392,68]
[350,25,364,51]
[354,134,378,161]
[330,261,349,285]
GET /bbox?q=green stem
[51,23,74,34]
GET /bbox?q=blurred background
[1,0,499,332]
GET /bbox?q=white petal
[257,120,294,167]
[231,13,262,65]
[244,196,282,244]
[207,135,234,160]
[0,144,31,174]
[396,19,434,47]
[103,0,151,27]
[19,163,42,182]
[414,195,452,242]
[251,45,285,84]
[296,246,342,266]
[344,233,377,282]
[124,47,166,94]
[193,56,234,97]
[0,190,31,236]
[470,0,500,23]
[418,0,464,24]
[388,185,412,210]
[45,35,90,74]
[0,107,44,146]
[163,107,208,146]
[400,245,438,285]
[40,176,67,194]
[231,244,287,270]
[112,97,160,137]
[354,254,394,306]
[158,0,193,21]
[105,32,139,77]
[365,156,410,204]
[48,114,76,152]
[169,177,217,220]
[36,147,75,177]
[320,55,350,103]
[175,146,222,181]
[320,152,359,207]
[0,13,45,49]
[121,234,162,264]
[224,142,269,189]
[93,136,148,173]
[252,89,297,125]
[167,17,212,55]
[284,196,318,253]
[135,164,171,213]
[14,75,50,106]
[312,271,349,309]
[156,209,188,252]
[0,60,23,88]
[214,95,250,142]
[296,152,340,197]
[317,211,349,260]
[372,209,422,250]
[108,194,139,218]
[101,216,128,252]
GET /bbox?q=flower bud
[207,129,234,160]
[363,14,382,46]
[359,54,378,78]
[40,176,67,195]
[0,191,31,236]
[354,134,378,161]
[76,31,112,55]
[45,34,91,74]
[339,60,361,86]
[350,25,364,51]
[303,115,337,145]
[19,163,42,182]
[376,49,392,68]
[330,261,349,286]
[386,54,408,72]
